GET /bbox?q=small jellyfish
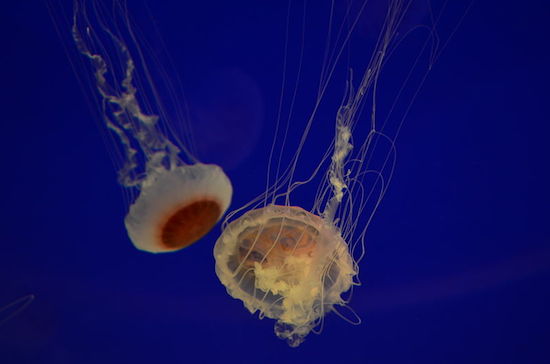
[214,0,454,346]
[69,1,232,252]
[125,164,232,253]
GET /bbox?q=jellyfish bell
[214,205,356,347]
[126,163,232,253]
[65,0,233,252]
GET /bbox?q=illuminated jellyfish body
[215,205,356,346]
[71,1,232,252]
[126,164,231,253]
[214,0,450,347]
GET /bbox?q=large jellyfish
[214,0,458,347]
[68,1,232,253]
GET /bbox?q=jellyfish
[69,1,232,253]
[215,205,357,347]
[213,0,457,347]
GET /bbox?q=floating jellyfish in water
[214,0,454,347]
[215,205,356,347]
[70,1,232,253]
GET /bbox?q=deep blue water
[1,1,549,363]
